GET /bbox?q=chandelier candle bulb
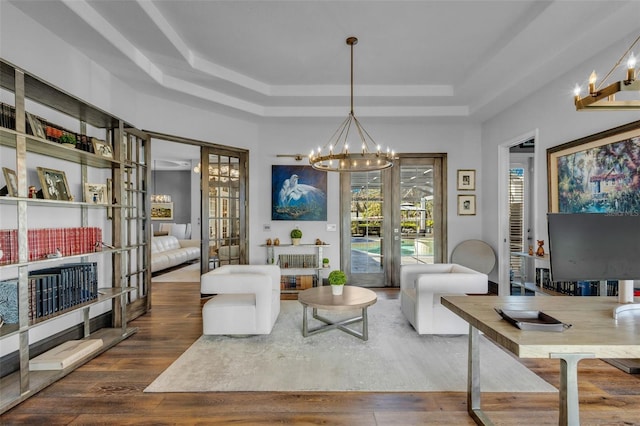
[573,84,581,102]
[626,53,636,82]
[588,71,597,95]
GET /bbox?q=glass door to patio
[341,155,445,287]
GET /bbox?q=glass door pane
[203,151,246,273]
[348,170,386,286]
[399,163,435,265]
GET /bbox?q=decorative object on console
[36,167,72,201]
[547,120,640,214]
[308,36,394,172]
[290,228,302,245]
[274,238,280,246]
[457,169,476,191]
[328,270,347,295]
[1,167,17,197]
[322,257,330,268]
[535,240,545,257]
[573,34,640,111]
[272,165,327,221]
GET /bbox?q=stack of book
[0,262,99,324]
[0,227,103,265]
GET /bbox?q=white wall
[481,31,640,286]
[256,117,484,268]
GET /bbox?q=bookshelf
[0,59,150,413]
[261,243,329,294]
[510,251,618,297]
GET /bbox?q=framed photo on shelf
[151,202,174,220]
[26,112,45,139]
[548,120,640,213]
[36,167,72,201]
[1,167,18,197]
[457,169,476,190]
[84,183,108,205]
[92,138,114,159]
[457,194,476,215]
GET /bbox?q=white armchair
[400,263,488,334]
[200,265,281,335]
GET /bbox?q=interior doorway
[146,131,249,273]
[497,130,538,296]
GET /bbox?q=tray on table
[494,308,572,332]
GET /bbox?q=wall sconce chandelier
[309,37,394,172]
[574,34,640,111]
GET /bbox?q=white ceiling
[9,0,640,124]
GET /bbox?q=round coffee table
[297,285,377,341]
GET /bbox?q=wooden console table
[441,295,640,426]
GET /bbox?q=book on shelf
[27,262,98,320]
[0,102,16,130]
[279,274,317,290]
[277,254,318,269]
[0,227,103,265]
[29,338,104,370]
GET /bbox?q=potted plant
[59,133,77,148]
[290,228,302,245]
[322,257,330,268]
[328,270,347,295]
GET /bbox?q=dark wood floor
[2,281,640,425]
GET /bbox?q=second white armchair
[400,263,488,334]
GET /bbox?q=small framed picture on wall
[457,169,476,190]
[458,194,476,216]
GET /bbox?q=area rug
[145,299,557,393]
[151,262,200,283]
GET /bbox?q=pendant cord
[350,40,354,115]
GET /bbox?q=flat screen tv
[547,213,640,282]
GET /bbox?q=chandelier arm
[597,34,640,90]
[352,116,371,152]
[320,115,351,152]
[352,115,380,151]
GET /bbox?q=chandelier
[574,34,640,111]
[309,37,394,172]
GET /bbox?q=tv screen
[547,213,640,282]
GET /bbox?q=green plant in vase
[59,133,77,148]
[322,257,330,268]
[290,228,302,245]
[328,270,347,295]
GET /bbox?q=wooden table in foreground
[441,295,640,426]
[297,286,377,341]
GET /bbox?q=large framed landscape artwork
[548,120,640,214]
[272,165,327,221]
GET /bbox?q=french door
[201,147,248,274]
[340,154,445,287]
